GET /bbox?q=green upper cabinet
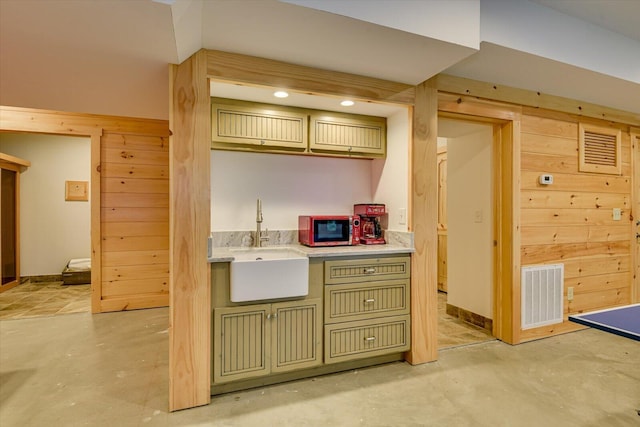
[211,97,308,152]
[211,97,386,159]
[309,112,386,158]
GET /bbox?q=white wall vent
[521,264,564,330]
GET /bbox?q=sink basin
[230,248,309,302]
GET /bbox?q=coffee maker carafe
[354,204,386,245]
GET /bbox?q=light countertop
[208,243,413,263]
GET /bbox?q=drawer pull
[364,336,377,342]
[364,268,376,274]
[363,298,376,304]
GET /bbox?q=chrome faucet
[255,198,269,247]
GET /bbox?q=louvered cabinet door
[309,113,386,158]
[211,97,308,151]
[271,298,322,373]
[213,305,270,383]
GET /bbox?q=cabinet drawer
[324,279,409,324]
[324,315,410,364]
[324,256,410,284]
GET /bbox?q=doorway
[0,133,91,319]
[437,117,495,348]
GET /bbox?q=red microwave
[298,215,360,247]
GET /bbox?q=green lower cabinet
[213,298,322,384]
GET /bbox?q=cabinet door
[211,98,308,151]
[213,304,270,383]
[309,113,386,157]
[271,298,322,373]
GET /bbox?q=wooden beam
[0,105,169,136]
[206,49,415,105]
[435,74,640,127]
[406,77,438,364]
[169,51,211,411]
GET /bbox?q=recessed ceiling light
[340,100,355,107]
[274,91,289,98]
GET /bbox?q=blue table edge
[568,303,640,342]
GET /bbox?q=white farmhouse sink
[229,248,309,302]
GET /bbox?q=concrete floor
[1,308,638,427]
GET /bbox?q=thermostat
[539,174,553,185]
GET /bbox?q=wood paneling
[101,177,169,194]
[100,128,170,311]
[102,249,168,267]
[520,113,633,338]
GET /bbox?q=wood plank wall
[100,132,170,312]
[519,111,632,340]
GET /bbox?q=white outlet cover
[613,208,622,221]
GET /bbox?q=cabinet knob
[364,268,376,274]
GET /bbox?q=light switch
[613,208,622,221]
[474,210,483,223]
[399,208,406,225]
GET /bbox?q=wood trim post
[90,130,103,313]
[406,78,438,364]
[493,120,522,344]
[632,127,640,304]
[169,50,211,411]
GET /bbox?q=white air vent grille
[521,264,564,330]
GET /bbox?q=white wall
[0,133,91,276]
[371,108,410,232]
[211,151,372,231]
[446,125,493,319]
[211,111,411,233]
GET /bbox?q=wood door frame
[0,158,27,292]
[632,126,640,304]
[438,94,522,344]
[0,109,103,312]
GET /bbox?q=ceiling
[0,0,638,119]
[529,0,640,42]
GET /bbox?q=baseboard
[22,274,63,283]
[446,303,493,333]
